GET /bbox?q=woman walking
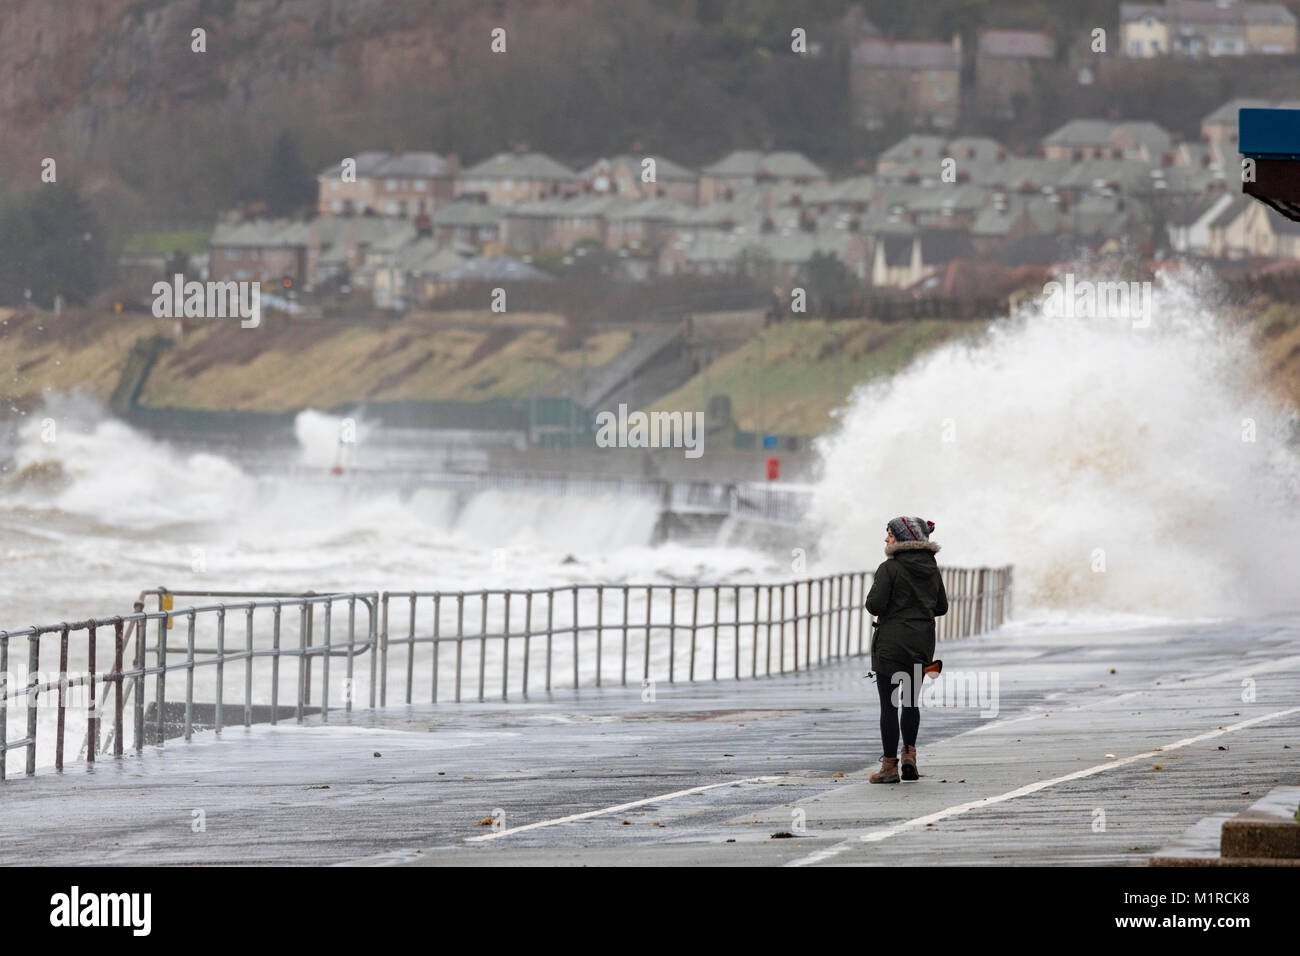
[865,516,948,783]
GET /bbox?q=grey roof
[964,156,1074,189]
[373,152,456,178]
[676,230,861,266]
[1201,97,1300,128]
[1121,1,1293,24]
[430,200,505,226]
[1209,195,1252,229]
[1043,119,1117,147]
[1041,120,1176,156]
[977,29,1054,58]
[877,135,949,168]
[317,151,388,179]
[1166,193,1229,227]
[438,256,554,282]
[210,220,312,248]
[946,137,1007,164]
[504,194,628,220]
[1110,121,1174,155]
[1055,158,1158,191]
[702,150,827,180]
[852,37,960,70]
[461,152,577,181]
[971,196,1031,237]
[580,154,698,182]
[604,197,692,222]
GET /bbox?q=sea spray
[811,268,1300,618]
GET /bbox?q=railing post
[594,587,602,689]
[56,626,68,771]
[320,599,333,721]
[688,586,699,682]
[545,590,554,693]
[244,605,254,728]
[296,604,307,723]
[643,587,652,683]
[711,585,720,681]
[764,585,773,676]
[778,583,786,674]
[380,594,389,708]
[455,593,465,703]
[112,619,125,758]
[271,602,282,725]
[87,624,97,762]
[214,608,225,734]
[520,592,529,698]
[733,585,741,681]
[184,614,195,740]
[26,634,39,776]
[406,594,416,706]
[503,592,512,700]
[571,588,580,692]
[131,617,144,753]
[0,633,8,781]
[345,596,357,714]
[620,587,629,687]
[667,585,677,684]
[155,611,168,745]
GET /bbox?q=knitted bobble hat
[887,516,935,542]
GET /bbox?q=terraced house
[455,151,578,204]
[1120,0,1297,57]
[316,151,459,217]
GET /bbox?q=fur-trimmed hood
[885,540,940,556]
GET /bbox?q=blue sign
[1239,108,1300,160]
[763,434,778,449]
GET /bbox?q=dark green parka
[864,540,948,674]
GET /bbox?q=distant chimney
[414,211,433,237]
[445,154,460,175]
[951,33,962,56]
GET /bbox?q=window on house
[387,179,398,191]
[414,180,427,191]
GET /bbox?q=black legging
[876,669,920,758]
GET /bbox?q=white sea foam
[812,267,1300,617]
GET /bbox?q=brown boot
[900,745,918,781]
[869,756,900,784]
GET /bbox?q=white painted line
[787,704,1300,867]
[466,775,788,842]
[951,651,1300,739]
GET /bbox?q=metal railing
[0,591,377,781]
[376,565,1013,705]
[1,567,1012,779]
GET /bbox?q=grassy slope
[0,308,631,412]
[651,318,989,436]
[1250,302,1300,412]
[6,305,1298,430]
